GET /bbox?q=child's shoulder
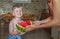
[10,18,15,23]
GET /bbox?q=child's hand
[17,30,25,35]
[10,32,18,36]
[17,30,22,33]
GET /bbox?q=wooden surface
[0,13,37,21]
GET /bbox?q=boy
[8,4,24,39]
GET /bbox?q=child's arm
[9,21,18,36]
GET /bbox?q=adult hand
[25,25,36,32]
[33,21,41,26]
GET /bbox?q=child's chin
[16,16,22,17]
[17,16,21,18]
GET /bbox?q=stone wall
[0,0,48,17]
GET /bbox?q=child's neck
[15,17,21,20]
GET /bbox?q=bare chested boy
[8,4,24,39]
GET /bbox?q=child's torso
[13,18,23,31]
[12,18,25,35]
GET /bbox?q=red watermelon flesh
[18,22,27,27]
[26,20,31,25]
[18,20,32,27]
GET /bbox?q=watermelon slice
[16,24,26,32]
[18,22,27,27]
[16,20,32,32]
[26,20,32,25]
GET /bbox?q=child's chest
[13,19,23,26]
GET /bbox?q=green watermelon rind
[16,24,26,32]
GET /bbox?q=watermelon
[26,20,32,25]
[16,20,32,32]
[16,24,26,32]
[18,22,27,27]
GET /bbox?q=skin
[27,0,60,39]
[9,7,23,36]
[30,0,60,28]
[40,0,60,28]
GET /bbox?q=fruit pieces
[16,24,26,32]
[16,20,32,32]
[18,22,27,27]
[26,20,32,25]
